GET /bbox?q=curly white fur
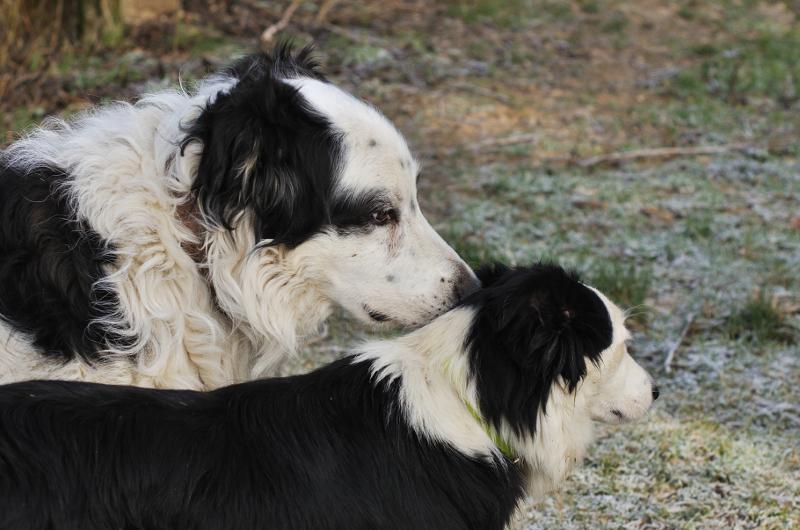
[1,67,476,389]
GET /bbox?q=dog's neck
[198,213,334,378]
[356,307,514,464]
[404,309,520,462]
[375,306,594,498]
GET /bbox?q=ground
[2,1,798,528]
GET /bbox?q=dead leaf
[641,205,676,222]
[571,198,607,209]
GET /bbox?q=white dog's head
[282,76,477,327]
[584,287,658,424]
[181,45,478,352]
[462,263,657,495]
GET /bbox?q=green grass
[445,0,527,26]
[444,0,571,28]
[600,10,628,34]
[583,262,652,323]
[576,0,600,14]
[684,210,714,241]
[172,22,235,55]
[671,28,800,107]
[439,228,504,270]
[725,290,796,345]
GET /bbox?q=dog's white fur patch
[355,307,500,460]
[285,77,477,328]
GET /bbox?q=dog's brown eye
[371,209,396,226]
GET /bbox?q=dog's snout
[452,262,481,300]
[652,386,660,401]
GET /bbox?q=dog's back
[0,380,222,529]
[0,359,521,530]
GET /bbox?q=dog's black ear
[510,266,612,388]
[466,263,615,435]
[474,262,510,287]
[181,47,341,248]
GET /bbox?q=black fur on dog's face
[465,263,612,434]
[463,263,656,438]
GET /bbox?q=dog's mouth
[364,305,391,323]
[362,305,445,329]
[610,409,626,421]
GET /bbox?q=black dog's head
[464,263,656,438]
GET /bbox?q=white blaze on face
[586,288,657,423]
[283,77,479,327]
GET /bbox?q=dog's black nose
[452,262,481,299]
[652,386,660,400]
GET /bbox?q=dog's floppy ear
[181,47,341,248]
[509,266,612,389]
[466,264,615,435]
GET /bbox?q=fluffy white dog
[0,44,478,389]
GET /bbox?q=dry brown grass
[0,0,121,109]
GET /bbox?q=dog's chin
[361,304,444,330]
[592,407,648,425]
[362,304,393,325]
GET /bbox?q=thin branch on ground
[260,0,303,44]
[437,132,540,156]
[432,139,761,166]
[578,144,758,168]
[323,23,388,46]
[664,312,695,374]
[314,0,339,25]
[449,81,513,105]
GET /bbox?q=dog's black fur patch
[465,263,613,435]
[182,44,385,248]
[331,190,397,235]
[0,359,523,530]
[0,263,614,529]
[0,163,130,362]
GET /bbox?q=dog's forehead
[285,77,418,196]
[585,285,630,345]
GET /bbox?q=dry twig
[578,144,756,168]
[436,132,539,157]
[664,312,695,374]
[260,0,303,44]
[450,81,513,105]
[314,0,339,25]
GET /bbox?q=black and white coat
[0,264,657,530]
[0,45,477,389]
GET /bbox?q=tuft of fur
[180,45,342,248]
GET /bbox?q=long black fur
[465,263,613,435]
[0,263,614,529]
[0,164,130,362]
[0,359,522,530]
[181,44,357,248]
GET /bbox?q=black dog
[0,264,655,530]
